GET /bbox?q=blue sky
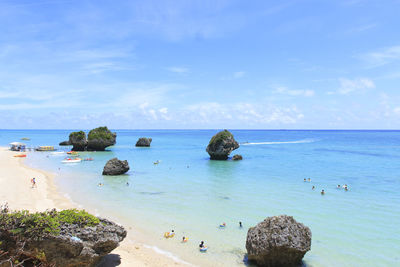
[1,0,400,129]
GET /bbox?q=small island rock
[69,131,87,151]
[246,215,312,267]
[206,130,239,160]
[102,158,130,175]
[232,154,243,160]
[135,137,152,147]
[59,140,71,146]
[87,126,116,151]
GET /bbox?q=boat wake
[241,139,317,145]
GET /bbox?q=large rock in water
[59,140,71,146]
[69,131,87,151]
[135,137,152,147]
[206,130,239,160]
[87,126,116,151]
[246,215,312,267]
[103,158,129,175]
[0,208,127,267]
[232,154,243,160]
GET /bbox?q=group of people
[306,178,350,195]
[165,221,244,253]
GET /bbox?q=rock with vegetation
[135,137,152,147]
[59,140,71,146]
[0,205,127,267]
[206,130,239,160]
[102,158,129,175]
[87,127,116,151]
[232,154,243,160]
[246,215,312,267]
[69,131,87,151]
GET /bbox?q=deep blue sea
[1,130,399,266]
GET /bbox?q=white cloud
[274,86,314,97]
[166,67,189,74]
[233,71,245,78]
[359,45,400,67]
[335,78,375,95]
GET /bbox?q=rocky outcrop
[65,127,116,151]
[246,215,312,267]
[0,208,127,267]
[135,137,152,147]
[59,140,71,146]
[87,127,116,151]
[69,131,87,151]
[102,158,130,175]
[232,154,243,160]
[206,130,239,160]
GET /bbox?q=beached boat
[36,146,56,151]
[61,158,82,163]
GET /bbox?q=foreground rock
[232,154,243,160]
[103,158,130,175]
[0,207,127,267]
[135,137,152,147]
[59,140,71,146]
[66,127,117,151]
[206,130,239,160]
[246,215,311,267]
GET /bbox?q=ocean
[1,129,399,266]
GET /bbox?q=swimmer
[199,241,205,248]
[239,221,242,228]
[312,186,315,190]
[308,178,311,182]
[321,189,325,195]
[337,184,341,189]
[219,222,226,228]
[98,183,103,187]
[182,236,188,242]
[304,178,306,182]
[344,185,348,191]
[126,182,129,186]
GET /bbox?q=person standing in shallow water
[321,189,325,195]
[239,221,242,228]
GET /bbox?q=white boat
[61,158,82,163]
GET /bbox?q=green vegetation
[88,126,113,141]
[69,131,86,140]
[0,209,100,239]
[208,129,233,146]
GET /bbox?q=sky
[1,0,400,129]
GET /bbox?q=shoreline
[0,147,192,267]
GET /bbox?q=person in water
[239,221,242,228]
[337,184,341,189]
[304,178,306,182]
[312,186,315,190]
[126,182,129,186]
[321,189,325,195]
[308,178,311,182]
[199,241,205,248]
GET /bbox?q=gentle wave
[143,244,193,266]
[241,138,317,145]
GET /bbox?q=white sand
[0,147,191,267]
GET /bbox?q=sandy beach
[0,147,190,267]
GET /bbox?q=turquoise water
[1,130,400,266]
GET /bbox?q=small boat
[36,146,56,151]
[67,151,79,155]
[13,154,27,158]
[153,160,160,165]
[61,158,82,163]
[20,138,30,141]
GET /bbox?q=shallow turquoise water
[1,130,400,266]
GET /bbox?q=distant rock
[0,208,126,267]
[246,215,312,267]
[135,137,152,147]
[206,130,239,160]
[69,131,87,151]
[102,158,130,175]
[87,127,116,151]
[232,154,243,160]
[59,140,71,146]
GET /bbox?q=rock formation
[0,207,126,267]
[206,130,239,160]
[69,131,87,151]
[65,127,116,151]
[246,215,312,267]
[87,127,116,151]
[102,158,130,175]
[135,137,152,147]
[232,154,243,160]
[59,140,71,146]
